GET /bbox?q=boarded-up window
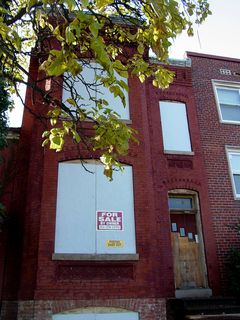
[62,62,130,119]
[54,160,136,254]
[159,101,192,152]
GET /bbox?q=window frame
[213,80,240,125]
[168,195,195,212]
[226,147,240,200]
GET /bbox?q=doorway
[168,190,209,294]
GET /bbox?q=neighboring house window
[226,149,240,198]
[54,160,136,254]
[159,101,192,152]
[62,62,130,120]
[214,82,240,123]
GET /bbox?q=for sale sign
[96,211,123,231]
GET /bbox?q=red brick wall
[14,61,220,306]
[0,54,226,319]
[145,64,220,295]
[0,131,24,305]
[33,74,173,301]
[188,52,240,292]
[1,298,166,320]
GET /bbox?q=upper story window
[54,160,136,256]
[214,81,240,123]
[159,101,192,153]
[62,62,130,120]
[226,149,240,199]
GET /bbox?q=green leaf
[50,136,64,151]
[81,0,89,6]
[66,98,76,106]
[42,130,50,138]
[89,21,99,38]
[65,26,76,44]
[50,118,57,126]
[71,129,81,143]
[42,138,49,147]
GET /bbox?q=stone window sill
[52,253,139,261]
[164,150,195,156]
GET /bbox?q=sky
[169,0,240,59]
[8,0,240,127]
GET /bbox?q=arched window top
[160,99,186,104]
[168,189,198,195]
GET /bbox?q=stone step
[184,306,240,315]
[186,314,240,320]
[167,298,240,320]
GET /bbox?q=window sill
[52,253,139,261]
[233,195,240,200]
[164,150,195,156]
[220,120,240,125]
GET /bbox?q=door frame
[168,189,209,295]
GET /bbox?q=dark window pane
[168,197,193,210]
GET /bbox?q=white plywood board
[96,165,136,254]
[54,161,96,253]
[160,101,192,152]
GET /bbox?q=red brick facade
[188,52,240,290]
[1,52,239,319]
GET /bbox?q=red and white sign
[96,211,123,231]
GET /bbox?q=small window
[159,101,192,153]
[168,196,194,210]
[227,149,240,198]
[214,82,240,123]
[62,62,130,120]
[54,160,136,255]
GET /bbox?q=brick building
[188,52,240,289]
[0,52,239,319]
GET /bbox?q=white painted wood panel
[54,161,96,254]
[62,62,96,110]
[62,62,129,119]
[54,161,136,254]
[96,165,136,254]
[53,312,138,319]
[96,312,139,319]
[53,315,94,319]
[159,101,192,152]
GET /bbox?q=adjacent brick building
[0,52,239,319]
[188,52,240,290]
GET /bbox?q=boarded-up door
[169,195,207,289]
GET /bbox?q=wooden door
[170,213,206,289]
